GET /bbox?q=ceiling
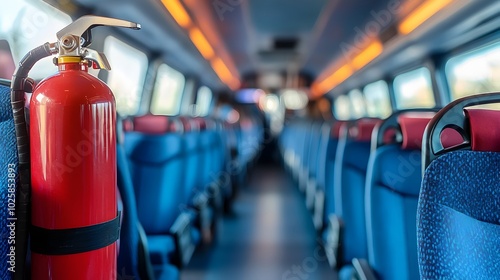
[198,0,398,78]
[60,0,500,93]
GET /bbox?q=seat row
[116,113,263,279]
[278,105,477,279]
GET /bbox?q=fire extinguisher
[10,16,140,280]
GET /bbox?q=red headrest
[466,109,500,152]
[398,112,435,150]
[123,118,134,132]
[133,115,180,134]
[440,128,465,149]
[178,116,193,132]
[348,119,381,141]
[331,121,346,138]
[194,118,207,131]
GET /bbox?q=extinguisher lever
[53,15,141,68]
[56,15,141,47]
[84,49,112,70]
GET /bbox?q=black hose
[10,42,54,280]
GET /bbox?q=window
[0,40,15,79]
[393,67,435,109]
[104,36,148,116]
[364,80,392,118]
[446,41,500,100]
[1,0,72,80]
[150,64,186,116]
[334,95,351,120]
[195,86,213,116]
[348,89,366,119]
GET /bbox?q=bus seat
[322,121,345,267]
[126,115,184,233]
[334,118,380,268]
[312,121,333,232]
[0,80,17,280]
[179,117,200,207]
[305,121,324,211]
[418,95,500,279]
[125,115,195,267]
[298,121,313,193]
[116,115,180,279]
[353,111,436,280]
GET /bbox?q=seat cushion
[148,235,177,265]
[154,264,179,280]
[339,264,355,280]
[191,227,201,246]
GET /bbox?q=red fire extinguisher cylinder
[30,57,117,279]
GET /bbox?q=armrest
[169,212,195,267]
[136,222,156,280]
[324,214,344,269]
[313,189,325,231]
[352,258,378,280]
[193,192,209,210]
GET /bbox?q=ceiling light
[398,0,454,35]
[189,27,215,59]
[161,0,192,28]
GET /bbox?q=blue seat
[125,115,192,267]
[116,116,179,279]
[181,117,223,245]
[418,95,500,279]
[178,117,201,207]
[311,121,330,230]
[321,121,346,267]
[322,121,345,235]
[352,111,436,280]
[334,119,380,268]
[305,121,324,211]
[0,80,17,280]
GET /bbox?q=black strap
[31,212,121,255]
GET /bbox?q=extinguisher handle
[84,49,112,70]
[56,15,141,47]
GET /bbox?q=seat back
[334,118,380,263]
[124,115,185,234]
[366,111,435,280]
[418,94,500,279]
[195,118,212,190]
[116,116,154,279]
[322,121,345,228]
[0,80,17,280]
[180,117,201,205]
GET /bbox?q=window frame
[391,66,437,110]
[195,85,214,116]
[103,35,149,117]
[443,39,500,101]
[347,88,367,119]
[333,94,353,121]
[149,62,187,116]
[362,80,393,119]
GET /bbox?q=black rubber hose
[10,42,54,280]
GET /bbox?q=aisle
[181,165,334,280]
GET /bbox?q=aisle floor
[181,164,334,280]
